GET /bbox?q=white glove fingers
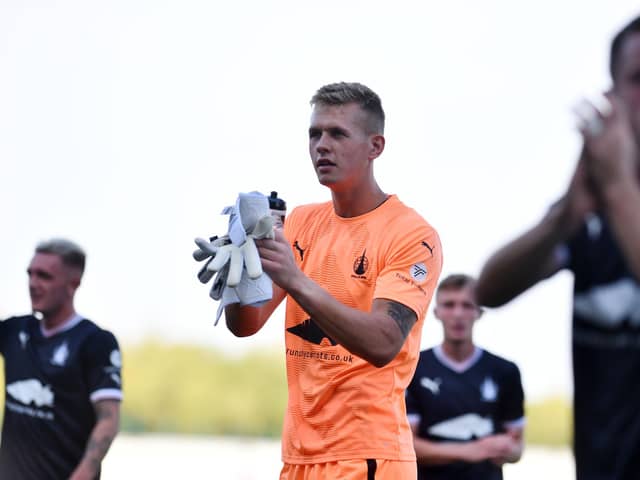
[193,248,210,262]
[226,246,244,287]
[209,264,229,300]
[207,247,231,272]
[198,262,216,283]
[194,237,220,256]
[243,237,264,279]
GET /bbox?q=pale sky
[1,0,638,400]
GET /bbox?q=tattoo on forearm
[386,301,416,338]
[80,401,119,473]
[84,434,115,469]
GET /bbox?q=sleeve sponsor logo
[410,263,428,282]
[110,349,122,368]
[395,272,429,296]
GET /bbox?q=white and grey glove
[193,235,231,301]
[193,191,278,324]
[194,215,274,288]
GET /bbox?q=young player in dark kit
[0,239,122,480]
[406,274,524,480]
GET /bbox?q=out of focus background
[1,1,639,477]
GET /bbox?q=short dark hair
[436,273,476,295]
[610,15,640,83]
[310,82,385,134]
[35,238,86,275]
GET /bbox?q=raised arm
[475,207,566,307]
[581,93,640,280]
[225,285,286,337]
[255,229,418,367]
[476,153,596,307]
[69,399,120,480]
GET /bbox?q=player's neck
[41,303,76,331]
[441,340,475,363]
[331,185,387,218]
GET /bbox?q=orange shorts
[280,459,416,480]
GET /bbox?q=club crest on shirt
[352,250,369,279]
[50,342,69,366]
[19,331,29,349]
[480,377,498,402]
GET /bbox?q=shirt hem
[282,451,416,465]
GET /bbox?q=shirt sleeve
[374,224,443,322]
[0,318,9,354]
[82,329,123,403]
[499,362,525,427]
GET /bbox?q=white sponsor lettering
[5,400,54,420]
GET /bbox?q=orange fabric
[281,195,443,464]
[280,459,417,480]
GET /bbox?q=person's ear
[66,271,81,296]
[369,134,385,160]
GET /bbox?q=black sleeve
[82,329,123,401]
[405,375,421,416]
[499,362,525,424]
[0,317,13,354]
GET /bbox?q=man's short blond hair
[310,82,385,134]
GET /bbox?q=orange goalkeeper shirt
[281,194,443,464]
